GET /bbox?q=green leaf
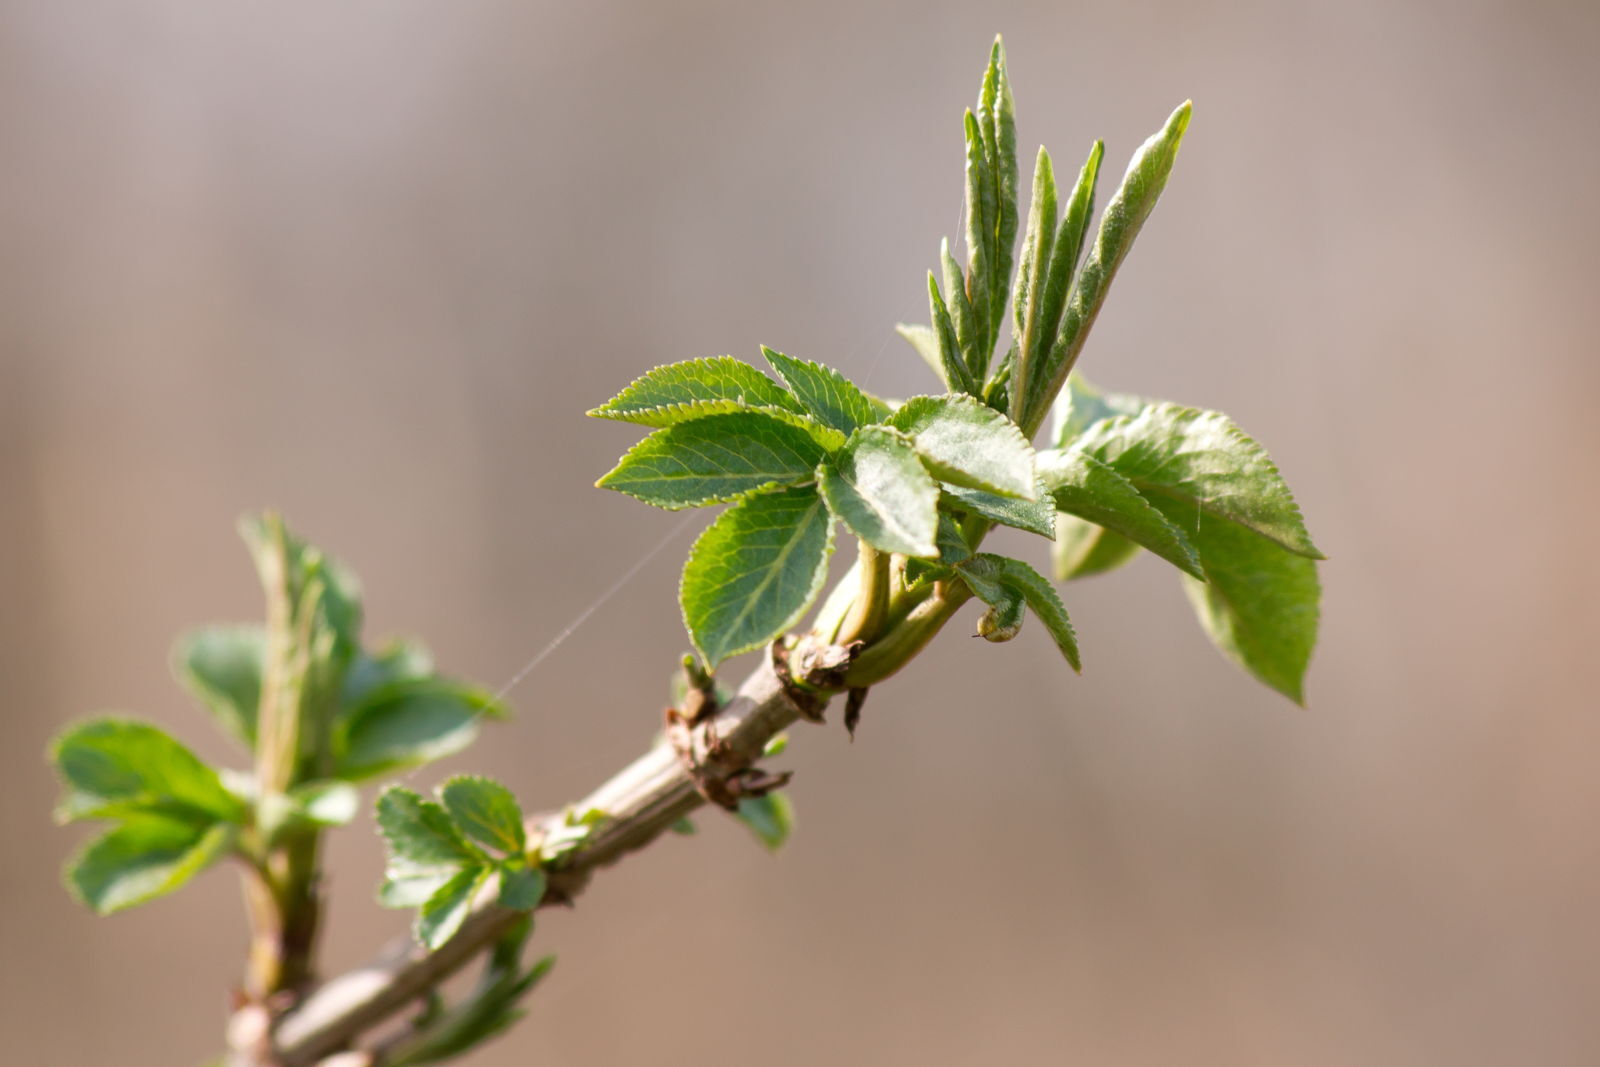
[963,108,997,371]
[440,776,526,856]
[894,322,948,386]
[596,411,825,509]
[957,554,1081,671]
[670,817,698,836]
[172,625,264,748]
[735,792,794,851]
[286,779,360,827]
[417,865,491,950]
[933,511,974,564]
[51,718,244,825]
[1152,498,1321,705]
[586,356,804,425]
[818,427,939,557]
[495,863,546,911]
[1071,403,1324,558]
[337,680,506,781]
[890,394,1036,499]
[238,514,364,661]
[1027,103,1191,432]
[1009,146,1057,422]
[379,868,458,909]
[942,483,1056,538]
[925,272,977,394]
[341,640,434,710]
[1052,515,1142,581]
[1038,450,1203,578]
[1025,141,1104,413]
[376,786,483,870]
[971,36,1018,369]
[387,935,554,1065]
[65,816,234,915]
[1051,373,1146,448]
[939,240,980,377]
[761,347,889,434]
[681,485,835,668]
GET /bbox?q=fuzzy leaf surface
[1152,498,1321,704]
[681,486,835,667]
[1038,450,1203,578]
[66,816,233,915]
[172,625,264,748]
[942,483,1056,538]
[1072,403,1323,558]
[819,427,939,557]
[1025,103,1190,432]
[440,776,526,857]
[890,394,1035,499]
[957,554,1081,671]
[587,356,803,425]
[52,718,243,825]
[597,412,825,509]
[762,347,889,434]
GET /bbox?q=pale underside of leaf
[1038,449,1203,578]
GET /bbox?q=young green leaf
[385,935,554,1064]
[1010,146,1057,423]
[65,816,234,915]
[172,625,264,749]
[941,483,1056,539]
[735,792,794,852]
[963,108,998,372]
[975,586,1026,642]
[1037,450,1203,578]
[340,640,435,710]
[495,864,546,911]
[926,272,977,395]
[1152,499,1321,705]
[1071,403,1324,558]
[939,240,980,375]
[1027,103,1191,433]
[890,394,1036,499]
[957,554,1081,671]
[933,511,974,564]
[286,779,361,828]
[818,427,940,557]
[337,680,505,781]
[375,786,484,870]
[596,411,825,509]
[1051,373,1146,448]
[681,485,835,667]
[440,776,526,857]
[971,36,1018,370]
[51,718,244,825]
[586,356,804,426]
[894,322,948,386]
[761,347,890,435]
[417,866,491,950]
[1025,141,1104,412]
[1052,515,1142,581]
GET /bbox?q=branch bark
[271,647,807,1065]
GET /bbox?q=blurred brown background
[3,1,1598,1064]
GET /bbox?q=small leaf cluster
[376,778,548,950]
[50,515,507,915]
[593,351,1044,668]
[592,37,1323,700]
